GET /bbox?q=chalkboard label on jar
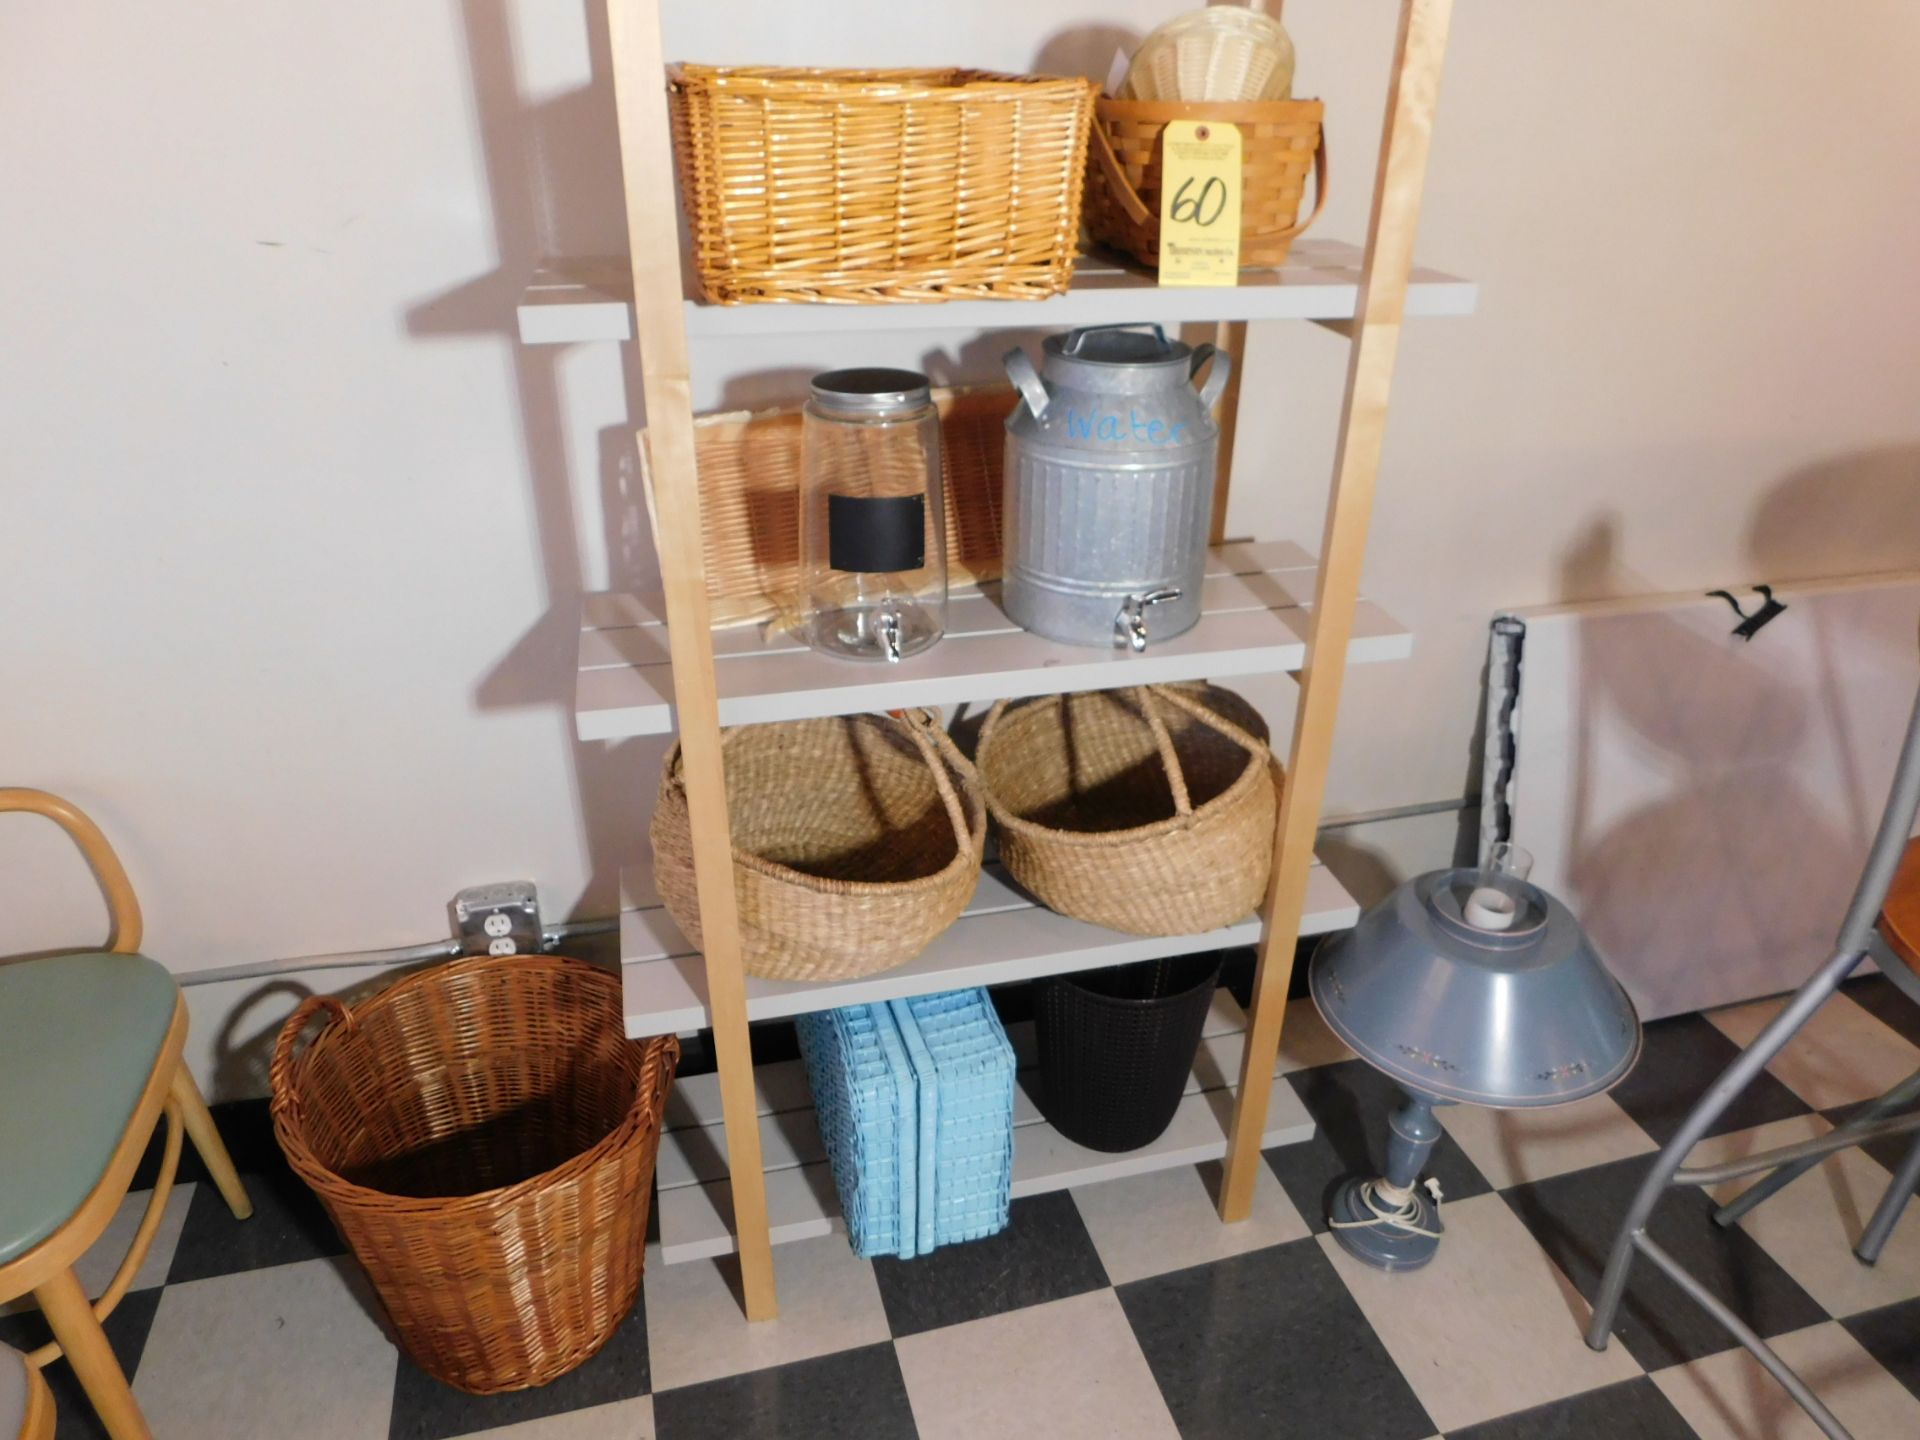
[829,493,925,574]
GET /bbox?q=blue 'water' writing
[1063,406,1190,446]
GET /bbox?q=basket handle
[1246,127,1329,248]
[268,994,353,1108]
[1089,120,1155,227]
[1089,118,1330,249]
[1133,688,1196,818]
[893,709,978,854]
[679,716,976,854]
[1147,683,1274,762]
[982,691,1241,821]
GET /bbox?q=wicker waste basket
[1035,953,1224,1152]
[270,954,677,1394]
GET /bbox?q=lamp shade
[1311,868,1641,1109]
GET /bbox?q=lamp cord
[1329,1178,1444,1239]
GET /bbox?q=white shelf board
[576,540,1412,741]
[651,990,1316,1263]
[517,240,1477,345]
[620,853,1359,1039]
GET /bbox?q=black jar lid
[810,367,932,415]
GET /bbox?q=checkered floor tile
[18,972,1920,1439]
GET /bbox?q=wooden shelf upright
[595,0,1462,1319]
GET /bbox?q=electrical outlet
[453,882,542,957]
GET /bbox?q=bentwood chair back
[0,789,254,1440]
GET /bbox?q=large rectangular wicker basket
[669,65,1097,304]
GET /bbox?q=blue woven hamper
[800,988,1016,1259]
[795,1003,918,1259]
[893,990,1016,1249]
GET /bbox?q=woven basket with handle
[976,684,1279,936]
[669,65,1095,304]
[269,954,677,1394]
[651,710,988,982]
[1086,97,1327,269]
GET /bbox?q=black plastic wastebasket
[1033,952,1224,1152]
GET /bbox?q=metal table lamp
[1310,844,1641,1271]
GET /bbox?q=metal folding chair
[1583,670,1920,1440]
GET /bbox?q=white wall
[6,2,1920,1094]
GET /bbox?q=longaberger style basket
[976,684,1279,936]
[651,710,988,982]
[1086,96,1327,269]
[668,65,1096,304]
[269,955,677,1394]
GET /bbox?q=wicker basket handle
[1089,121,1155,227]
[268,994,353,1106]
[688,715,976,854]
[1147,683,1274,762]
[1088,120,1330,249]
[1133,688,1196,818]
[1248,127,1329,248]
[893,709,979,853]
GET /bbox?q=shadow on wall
[1748,444,1920,585]
[404,0,669,923]
[1032,24,1143,85]
[1532,451,1920,1015]
[207,967,435,1102]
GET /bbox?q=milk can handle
[1190,344,1233,411]
[1002,347,1051,419]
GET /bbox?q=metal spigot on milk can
[1001,324,1231,650]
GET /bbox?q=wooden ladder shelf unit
[600,0,1460,1320]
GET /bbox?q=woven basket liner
[642,386,1014,630]
[268,955,677,1394]
[1086,97,1328,269]
[976,683,1279,936]
[670,65,1096,304]
[651,710,988,982]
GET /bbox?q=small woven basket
[651,711,988,982]
[1086,97,1327,268]
[268,955,677,1394]
[669,65,1096,304]
[976,684,1278,935]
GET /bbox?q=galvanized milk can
[1001,324,1231,649]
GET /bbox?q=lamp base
[1327,1176,1444,1272]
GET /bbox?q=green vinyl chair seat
[0,952,179,1266]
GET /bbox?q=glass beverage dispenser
[800,368,948,662]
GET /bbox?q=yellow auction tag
[1157,119,1242,287]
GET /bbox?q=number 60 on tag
[1156,120,1243,287]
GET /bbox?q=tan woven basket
[977,684,1279,936]
[1086,97,1327,269]
[652,710,988,981]
[269,955,677,1394]
[669,65,1096,304]
[644,386,1016,629]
